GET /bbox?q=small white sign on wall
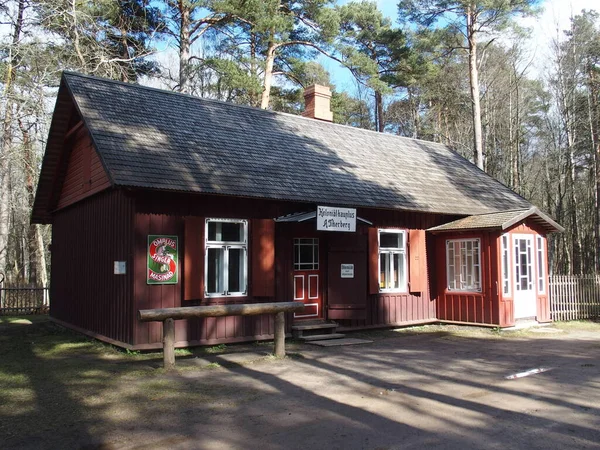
[317,206,357,232]
[341,264,354,278]
[114,261,127,275]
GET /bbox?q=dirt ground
[1,318,599,450]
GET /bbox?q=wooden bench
[138,302,305,370]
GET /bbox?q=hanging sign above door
[317,206,357,232]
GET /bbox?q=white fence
[549,275,600,321]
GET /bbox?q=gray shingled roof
[428,207,564,233]
[61,72,533,216]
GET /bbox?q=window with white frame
[294,238,319,270]
[446,239,481,292]
[537,236,545,293]
[501,234,510,296]
[205,219,248,296]
[378,230,407,292]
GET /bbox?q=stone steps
[300,333,347,342]
[292,321,344,340]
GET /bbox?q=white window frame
[205,218,248,297]
[293,238,319,271]
[537,235,545,294]
[378,229,407,293]
[501,234,511,297]
[446,238,482,293]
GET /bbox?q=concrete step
[300,333,346,342]
[292,323,338,331]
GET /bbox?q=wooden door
[292,238,322,319]
[328,233,367,320]
[513,234,536,318]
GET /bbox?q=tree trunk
[19,120,38,285]
[178,1,191,93]
[121,25,129,83]
[466,7,484,170]
[36,226,48,287]
[260,37,277,110]
[250,32,259,108]
[0,0,25,279]
[585,66,600,273]
[375,91,384,132]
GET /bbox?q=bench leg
[163,318,176,370]
[274,311,285,358]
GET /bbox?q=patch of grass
[205,362,221,369]
[175,348,193,356]
[204,343,227,354]
[553,320,600,331]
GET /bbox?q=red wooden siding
[57,126,111,209]
[252,219,275,297]
[409,229,427,293]
[435,232,500,326]
[184,217,204,301]
[133,213,182,346]
[50,189,134,344]
[339,293,436,329]
[368,228,379,295]
[133,211,277,349]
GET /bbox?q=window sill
[379,289,409,294]
[204,293,248,299]
[445,290,483,295]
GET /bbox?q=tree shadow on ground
[1,321,599,449]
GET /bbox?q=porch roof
[427,207,564,234]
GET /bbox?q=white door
[513,235,536,318]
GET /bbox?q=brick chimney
[302,85,333,122]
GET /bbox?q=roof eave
[501,207,564,233]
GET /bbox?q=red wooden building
[32,73,563,350]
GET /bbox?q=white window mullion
[223,246,230,295]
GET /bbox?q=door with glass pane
[292,238,322,319]
[513,235,536,318]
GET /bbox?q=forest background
[1,0,599,287]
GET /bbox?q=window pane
[380,253,387,289]
[207,248,224,293]
[208,221,244,242]
[395,253,406,289]
[299,245,313,266]
[228,248,245,293]
[223,222,243,242]
[446,239,480,291]
[380,232,400,249]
